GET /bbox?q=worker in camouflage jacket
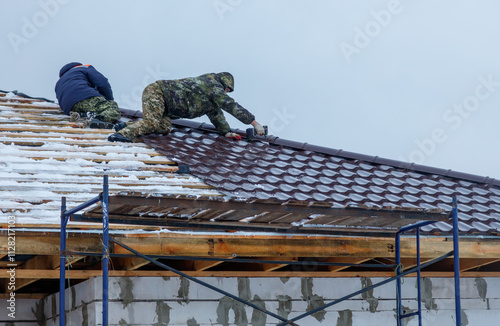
[108,72,265,142]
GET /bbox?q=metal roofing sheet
[139,119,500,236]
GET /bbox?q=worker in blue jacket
[55,62,120,128]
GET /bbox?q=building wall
[2,276,499,325]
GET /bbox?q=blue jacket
[55,62,114,115]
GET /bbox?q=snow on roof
[0,92,222,224]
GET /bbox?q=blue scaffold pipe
[397,220,437,235]
[63,195,101,217]
[452,197,461,326]
[396,219,439,326]
[102,175,109,326]
[110,237,297,325]
[59,197,67,326]
[276,251,453,326]
[395,232,402,326]
[417,228,422,326]
[59,188,104,325]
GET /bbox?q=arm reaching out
[251,120,265,135]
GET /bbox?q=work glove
[251,120,265,136]
[225,132,242,140]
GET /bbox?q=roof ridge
[122,108,500,188]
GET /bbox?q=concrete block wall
[1,276,499,325]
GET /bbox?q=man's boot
[114,122,127,132]
[88,118,114,129]
[108,132,133,143]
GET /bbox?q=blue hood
[59,62,82,78]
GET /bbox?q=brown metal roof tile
[372,177,389,186]
[472,203,490,213]
[490,221,500,231]
[354,177,370,185]
[472,212,494,222]
[135,119,500,236]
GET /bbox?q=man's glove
[225,132,242,140]
[251,120,265,136]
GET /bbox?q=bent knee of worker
[96,100,121,122]
[72,97,99,113]
[144,118,171,133]
[142,82,163,103]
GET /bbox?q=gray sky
[2,0,500,179]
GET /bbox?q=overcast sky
[1,0,500,179]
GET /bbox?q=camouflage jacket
[157,72,255,134]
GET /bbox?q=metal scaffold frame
[60,175,110,326]
[59,176,462,326]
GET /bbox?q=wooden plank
[0,126,114,134]
[3,161,182,173]
[0,97,43,103]
[459,258,500,272]
[1,269,500,279]
[0,183,208,195]
[0,177,207,189]
[0,139,118,148]
[4,151,176,165]
[0,255,82,292]
[250,212,294,223]
[0,120,77,127]
[1,231,499,260]
[326,257,372,272]
[0,169,176,180]
[111,234,500,259]
[0,223,164,231]
[112,257,155,271]
[0,131,110,140]
[193,257,230,271]
[0,112,64,121]
[0,102,61,110]
[10,144,166,156]
[415,257,500,273]
[0,134,151,147]
[257,257,298,271]
[0,108,62,114]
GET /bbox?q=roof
[2,91,499,237]
[137,118,500,236]
[1,91,500,299]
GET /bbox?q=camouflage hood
[217,72,234,92]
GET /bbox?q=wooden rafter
[112,257,155,271]
[326,257,373,272]
[255,257,298,272]
[459,258,500,272]
[0,255,82,292]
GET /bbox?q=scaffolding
[59,176,462,326]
